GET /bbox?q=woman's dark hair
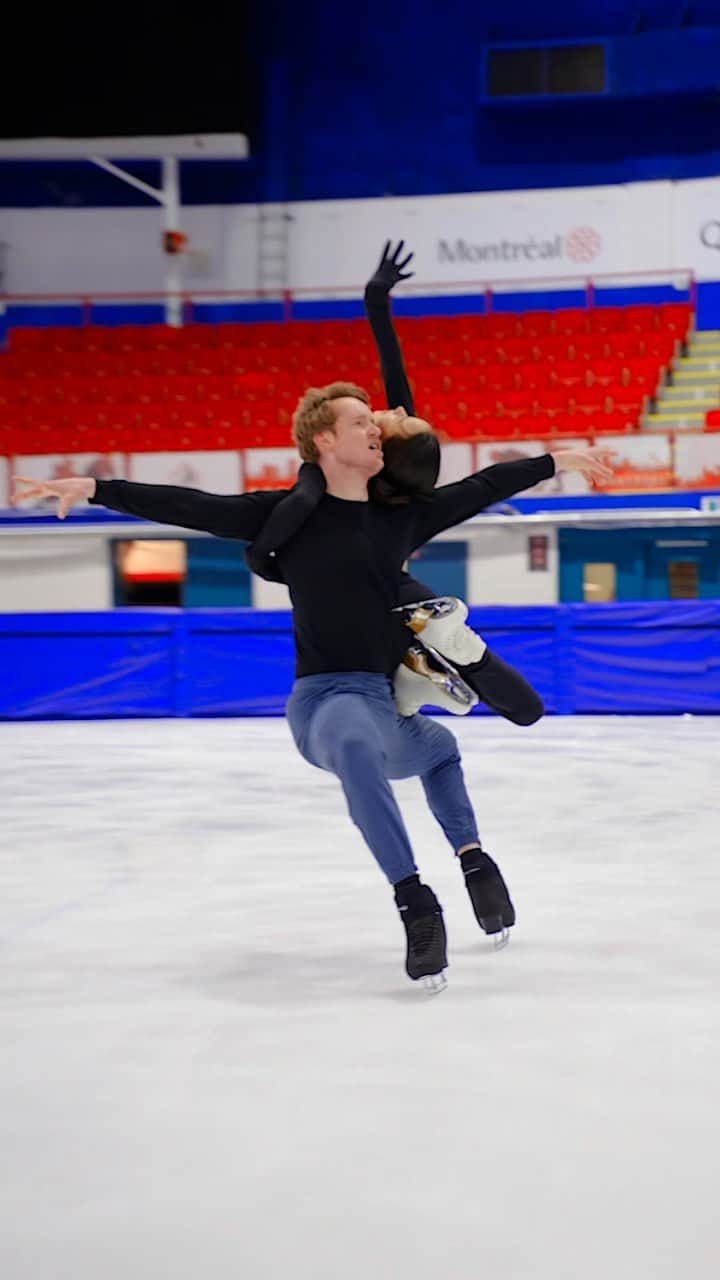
[370,432,441,505]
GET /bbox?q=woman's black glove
[364,240,414,303]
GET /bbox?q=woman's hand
[365,241,415,301]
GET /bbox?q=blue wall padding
[695,282,720,331]
[491,290,587,313]
[7,305,86,328]
[1,602,718,720]
[90,305,166,326]
[569,602,720,713]
[0,613,178,719]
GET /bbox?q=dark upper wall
[256,0,720,201]
[2,1,720,207]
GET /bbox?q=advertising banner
[4,178,719,298]
[438,443,474,485]
[595,433,673,491]
[129,450,241,491]
[671,177,720,283]
[475,439,592,496]
[289,184,673,294]
[243,449,299,491]
[674,432,720,489]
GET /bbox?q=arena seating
[0,301,694,454]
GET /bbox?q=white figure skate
[393,597,486,717]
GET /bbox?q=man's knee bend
[424,748,462,783]
[331,731,384,777]
[429,720,462,763]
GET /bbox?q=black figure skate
[394,879,448,993]
[460,848,516,950]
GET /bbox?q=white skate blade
[394,644,479,717]
[393,663,476,717]
[420,970,448,994]
[492,928,511,952]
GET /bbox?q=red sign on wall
[528,534,549,571]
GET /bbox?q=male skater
[13,338,613,995]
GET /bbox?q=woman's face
[373,406,434,441]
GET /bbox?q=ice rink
[1,713,718,1280]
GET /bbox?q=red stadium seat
[8,327,53,353]
[0,298,691,455]
[624,305,659,333]
[516,310,556,339]
[513,416,547,438]
[587,308,626,334]
[474,418,522,440]
[548,361,587,388]
[659,302,693,340]
[592,415,636,434]
[494,390,539,417]
[553,309,590,337]
[545,416,588,437]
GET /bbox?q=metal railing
[0,267,697,326]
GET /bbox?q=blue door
[560,527,720,603]
[184,540,252,607]
[558,530,645,602]
[645,538,719,601]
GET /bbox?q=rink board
[1,602,719,719]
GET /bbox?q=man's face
[316,397,384,475]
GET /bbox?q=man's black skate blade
[476,906,516,932]
[405,932,448,989]
[406,956,449,993]
[418,970,448,994]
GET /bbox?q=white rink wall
[0,522,559,613]
[3,177,720,296]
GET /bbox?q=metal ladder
[256,205,290,301]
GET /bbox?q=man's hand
[12,475,97,518]
[550,448,616,486]
[365,240,415,299]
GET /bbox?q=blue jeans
[286,672,480,885]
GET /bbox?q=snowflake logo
[565,226,603,263]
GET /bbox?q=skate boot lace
[408,913,440,957]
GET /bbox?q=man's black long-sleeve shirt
[91,452,554,677]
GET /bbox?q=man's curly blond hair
[292,382,371,463]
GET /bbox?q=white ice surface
[0,715,718,1280]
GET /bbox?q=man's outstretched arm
[364,240,416,415]
[408,448,616,548]
[12,475,288,541]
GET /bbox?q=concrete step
[671,368,720,383]
[650,399,712,414]
[644,413,707,429]
[659,387,720,404]
[673,357,720,371]
[689,330,720,343]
